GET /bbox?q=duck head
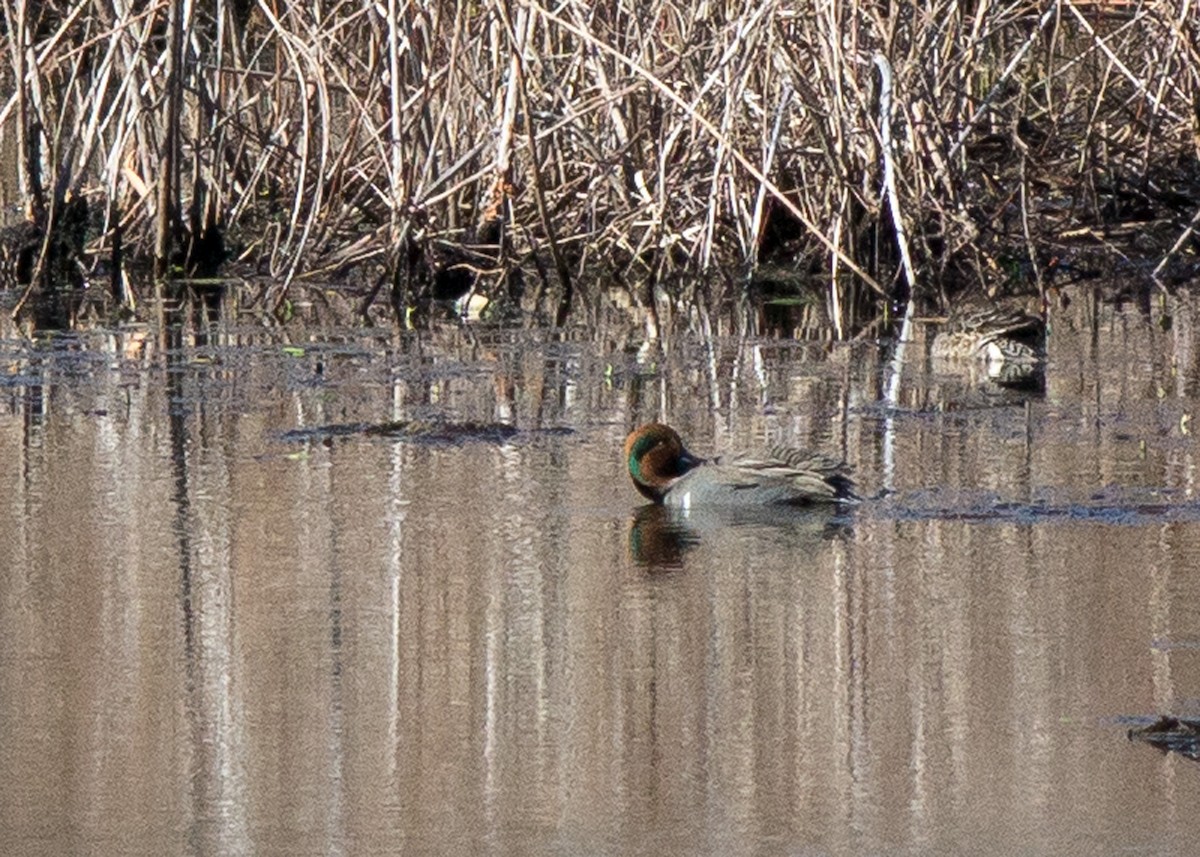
[624,423,703,503]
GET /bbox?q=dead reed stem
[0,0,1197,330]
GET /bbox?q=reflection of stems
[165,321,197,666]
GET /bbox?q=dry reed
[1,0,1197,331]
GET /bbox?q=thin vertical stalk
[154,0,185,284]
[877,54,916,410]
[387,0,404,213]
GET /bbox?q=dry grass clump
[1,0,1197,331]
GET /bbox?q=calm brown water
[2,291,1200,856]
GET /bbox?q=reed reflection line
[166,330,252,854]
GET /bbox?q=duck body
[930,300,1047,389]
[930,302,1046,365]
[624,423,857,508]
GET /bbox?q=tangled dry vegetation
[1,0,1198,331]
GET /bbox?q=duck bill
[677,446,703,474]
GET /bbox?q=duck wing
[714,446,857,504]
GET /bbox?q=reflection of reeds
[1,1,1197,328]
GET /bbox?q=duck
[930,300,1046,365]
[623,423,857,508]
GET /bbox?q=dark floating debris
[362,419,518,442]
[280,419,572,445]
[873,489,1200,526]
[1127,716,1200,761]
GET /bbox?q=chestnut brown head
[623,423,702,503]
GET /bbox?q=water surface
[2,292,1199,856]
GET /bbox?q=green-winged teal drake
[623,423,857,508]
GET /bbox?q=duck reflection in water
[627,503,852,571]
